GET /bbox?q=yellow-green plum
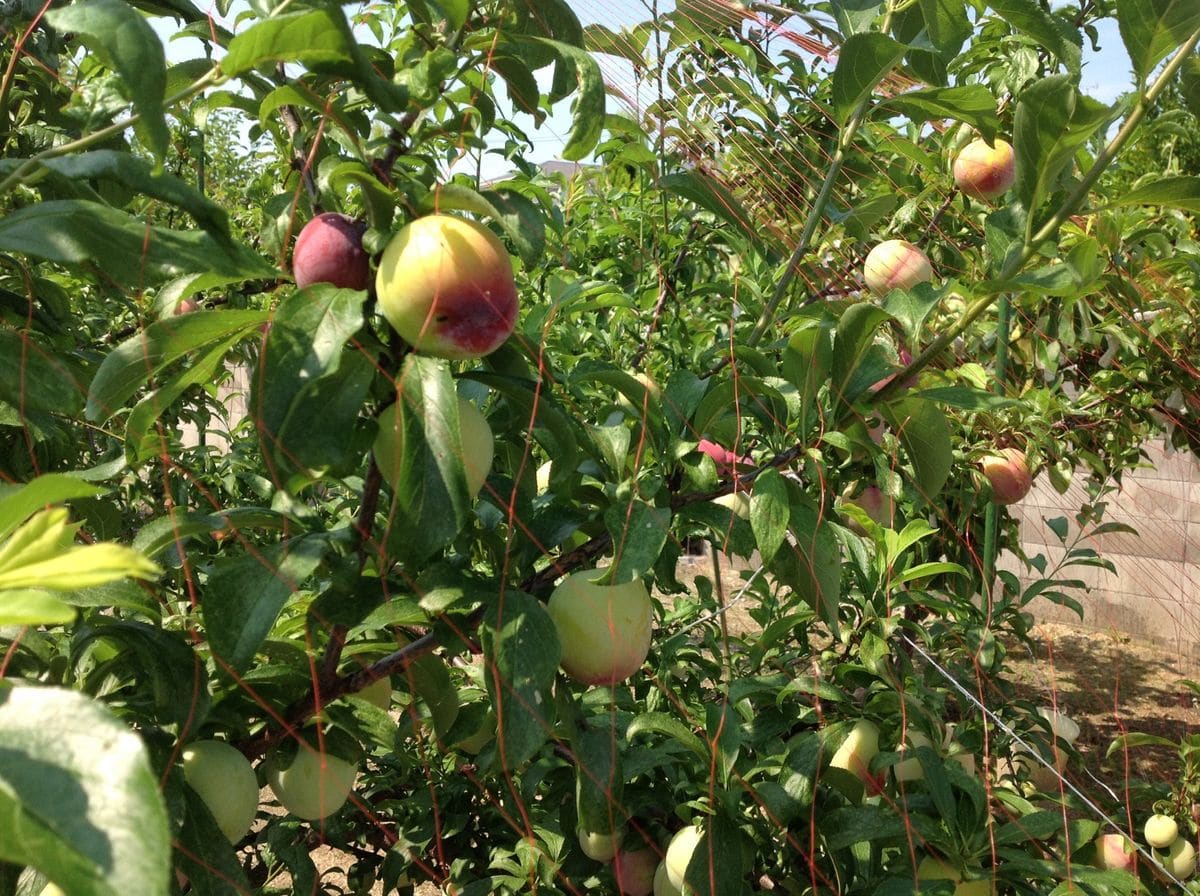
[546,569,653,686]
[829,719,880,786]
[265,740,358,821]
[1164,837,1197,878]
[893,730,934,783]
[375,214,518,359]
[863,240,932,296]
[1145,814,1180,849]
[355,675,392,710]
[664,825,703,891]
[917,857,995,895]
[1093,833,1135,872]
[373,394,493,500]
[953,138,1016,201]
[653,861,682,896]
[981,448,1032,505]
[292,212,370,291]
[39,885,67,896]
[713,490,750,520]
[579,827,619,862]
[181,739,259,843]
[614,848,659,896]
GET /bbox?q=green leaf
[220,8,356,76]
[830,0,883,36]
[916,385,1019,411]
[821,804,907,850]
[884,397,953,500]
[174,787,250,894]
[583,23,647,64]
[574,723,624,836]
[1104,175,1200,212]
[773,504,841,633]
[254,286,372,476]
[917,0,972,55]
[202,536,327,673]
[831,33,907,126]
[659,170,776,256]
[831,302,894,405]
[749,468,789,564]
[0,475,106,541]
[0,683,171,895]
[0,590,74,626]
[480,590,559,770]
[74,620,209,728]
[1181,53,1200,117]
[527,38,604,161]
[1013,77,1113,217]
[682,810,744,896]
[0,201,273,289]
[379,357,476,566]
[627,712,708,760]
[782,318,834,436]
[416,183,546,267]
[606,501,671,584]
[875,86,998,143]
[1116,0,1200,85]
[45,0,169,162]
[988,0,1083,75]
[87,309,269,422]
[0,327,83,416]
[24,151,229,238]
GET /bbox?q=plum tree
[545,569,653,685]
[579,827,619,862]
[375,214,518,359]
[291,212,370,291]
[862,240,932,295]
[829,719,880,785]
[613,848,659,896]
[953,138,1016,200]
[981,448,1033,505]
[265,738,359,821]
[180,739,259,843]
[373,394,494,500]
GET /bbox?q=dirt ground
[293,555,1199,894]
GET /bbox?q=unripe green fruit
[953,138,1016,201]
[375,214,518,359]
[546,569,653,686]
[356,675,392,710]
[1145,814,1179,849]
[1164,837,1197,878]
[664,825,703,890]
[579,827,619,862]
[181,740,259,843]
[653,861,682,896]
[829,719,880,785]
[266,742,358,821]
[893,730,933,783]
[373,394,494,500]
[863,240,932,295]
[40,885,67,896]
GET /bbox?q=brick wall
[999,439,1200,663]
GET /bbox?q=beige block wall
[1000,439,1200,663]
